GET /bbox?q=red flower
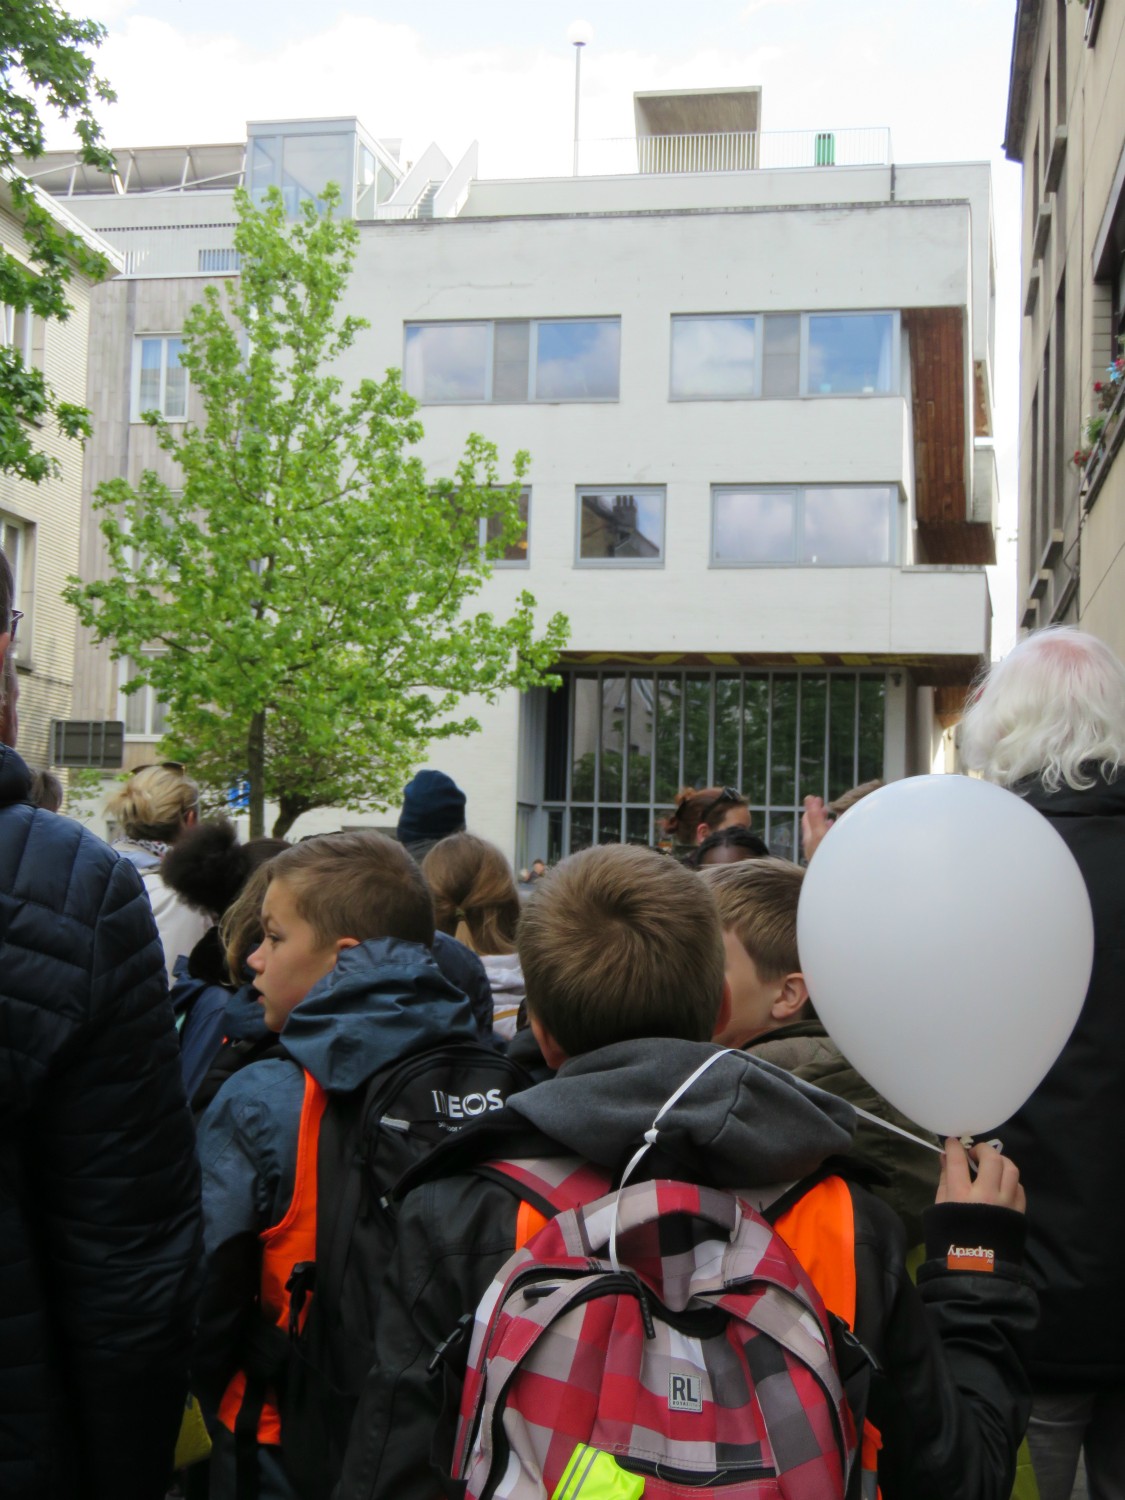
[1094,382,1104,392]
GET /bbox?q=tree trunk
[247,710,266,838]
[271,794,308,841]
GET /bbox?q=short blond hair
[702,857,804,980]
[105,763,199,841]
[518,844,725,1056]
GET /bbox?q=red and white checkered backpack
[453,1055,858,1500]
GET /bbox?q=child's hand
[801,796,832,861]
[937,1138,1026,1213]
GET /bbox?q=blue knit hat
[396,769,467,848]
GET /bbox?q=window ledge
[1033,199,1053,262]
[1023,268,1041,318]
[1045,126,1068,194]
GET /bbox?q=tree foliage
[1,1,115,481]
[66,185,569,837]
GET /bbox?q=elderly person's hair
[104,763,200,842]
[960,626,1125,792]
[28,770,64,812]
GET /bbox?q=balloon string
[850,1104,944,1156]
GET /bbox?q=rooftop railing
[576,127,892,177]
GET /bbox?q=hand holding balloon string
[938,1138,1026,1212]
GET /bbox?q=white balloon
[796,775,1093,1138]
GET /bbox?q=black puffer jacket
[991,770,1125,1385]
[0,743,203,1499]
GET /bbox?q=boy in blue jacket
[193,831,486,1500]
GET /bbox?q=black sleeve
[863,1199,1037,1500]
[337,1176,518,1500]
[36,856,204,1500]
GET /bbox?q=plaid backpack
[453,1162,858,1499]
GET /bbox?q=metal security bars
[539,668,886,863]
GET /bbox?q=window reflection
[801,486,894,565]
[671,316,757,398]
[404,324,489,402]
[713,489,796,564]
[579,489,664,563]
[535,320,620,399]
[807,313,894,394]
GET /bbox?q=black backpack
[276,1042,532,1500]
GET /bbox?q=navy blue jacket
[0,743,203,1500]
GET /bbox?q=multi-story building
[1004,0,1125,651]
[0,175,120,771]
[29,92,998,862]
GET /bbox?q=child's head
[700,858,810,1048]
[662,785,751,847]
[687,825,770,868]
[422,832,520,957]
[517,843,727,1064]
[246,831,435,1032]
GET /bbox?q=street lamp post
[567,20,593,177]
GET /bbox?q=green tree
[1,1,115,481]
[66,185,569,837]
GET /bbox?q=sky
[60,0,1023,649]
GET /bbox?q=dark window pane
[626,675,655,802]
[570,807,594,853]
[600,677,625,802]
[571,675,598,801]
[597,807,622,845]
[547,810,564,864]
[626,808,651,846]
[770,675,798,808]
[807,313,894,395]
[742,676,769,806]
[544,681,570,802]
[801,486,894,565]
[670,316,756,398]
[684,676,711,789]
[857,676,886,783]
[799,674,828,803]
[579,491,664,561]
[485,491,529,563]
[535,319,620,399]
[762,314,800,398]
[654,675,682,801]
[493,321,530,401]
[713,489,796,564]
[714,676,741,788]
[829,676,858,800]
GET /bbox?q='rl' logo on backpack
[454,1176,857,1499]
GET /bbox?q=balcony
[92,222,239,278]
[574,127,892,177]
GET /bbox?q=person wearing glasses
[105,763,211,982]
[0,552,202,1500]
[661,784,752,862]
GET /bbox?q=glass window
[1,515,31,662]
[578,488,664,564]
[493,321,530,401]
[713,485,897,566]
[248,136,281,202]
[762,314,800,397]
[404,323,489,402]
[534,319,620,400]
[281,133,353,215]
[806,312,895,395]
[133,336,186,421]
[539,669,886,861]
[670,316,757,399]
[800,486,896,565]
[120,658,169,739]
[483,490,530,565]
[713,488,796,564]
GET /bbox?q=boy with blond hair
[339,843,1034,1500]
[193,831,496,1500]
[702,857,939,1244]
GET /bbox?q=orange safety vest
[217,1070,327,1447]
[516,1174,882,1498]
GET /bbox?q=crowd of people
[2,529,1123,1500]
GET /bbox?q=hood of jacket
[280,936,480,1092]
[506,1038,855,1188]
[1014,767,1125,819]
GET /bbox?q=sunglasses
[7,609,22,646]
[697,786,743,822]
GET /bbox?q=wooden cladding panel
[904,307,967,532]
[915,520,996,567]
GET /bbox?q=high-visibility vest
[217,1070,327,1446]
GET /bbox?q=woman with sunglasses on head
[661,784,752,863]
[105,762,212,983]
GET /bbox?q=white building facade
[29,94,998,862]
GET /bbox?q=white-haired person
[960,624,1125,1500]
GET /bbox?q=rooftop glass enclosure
[246,118,402,218]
